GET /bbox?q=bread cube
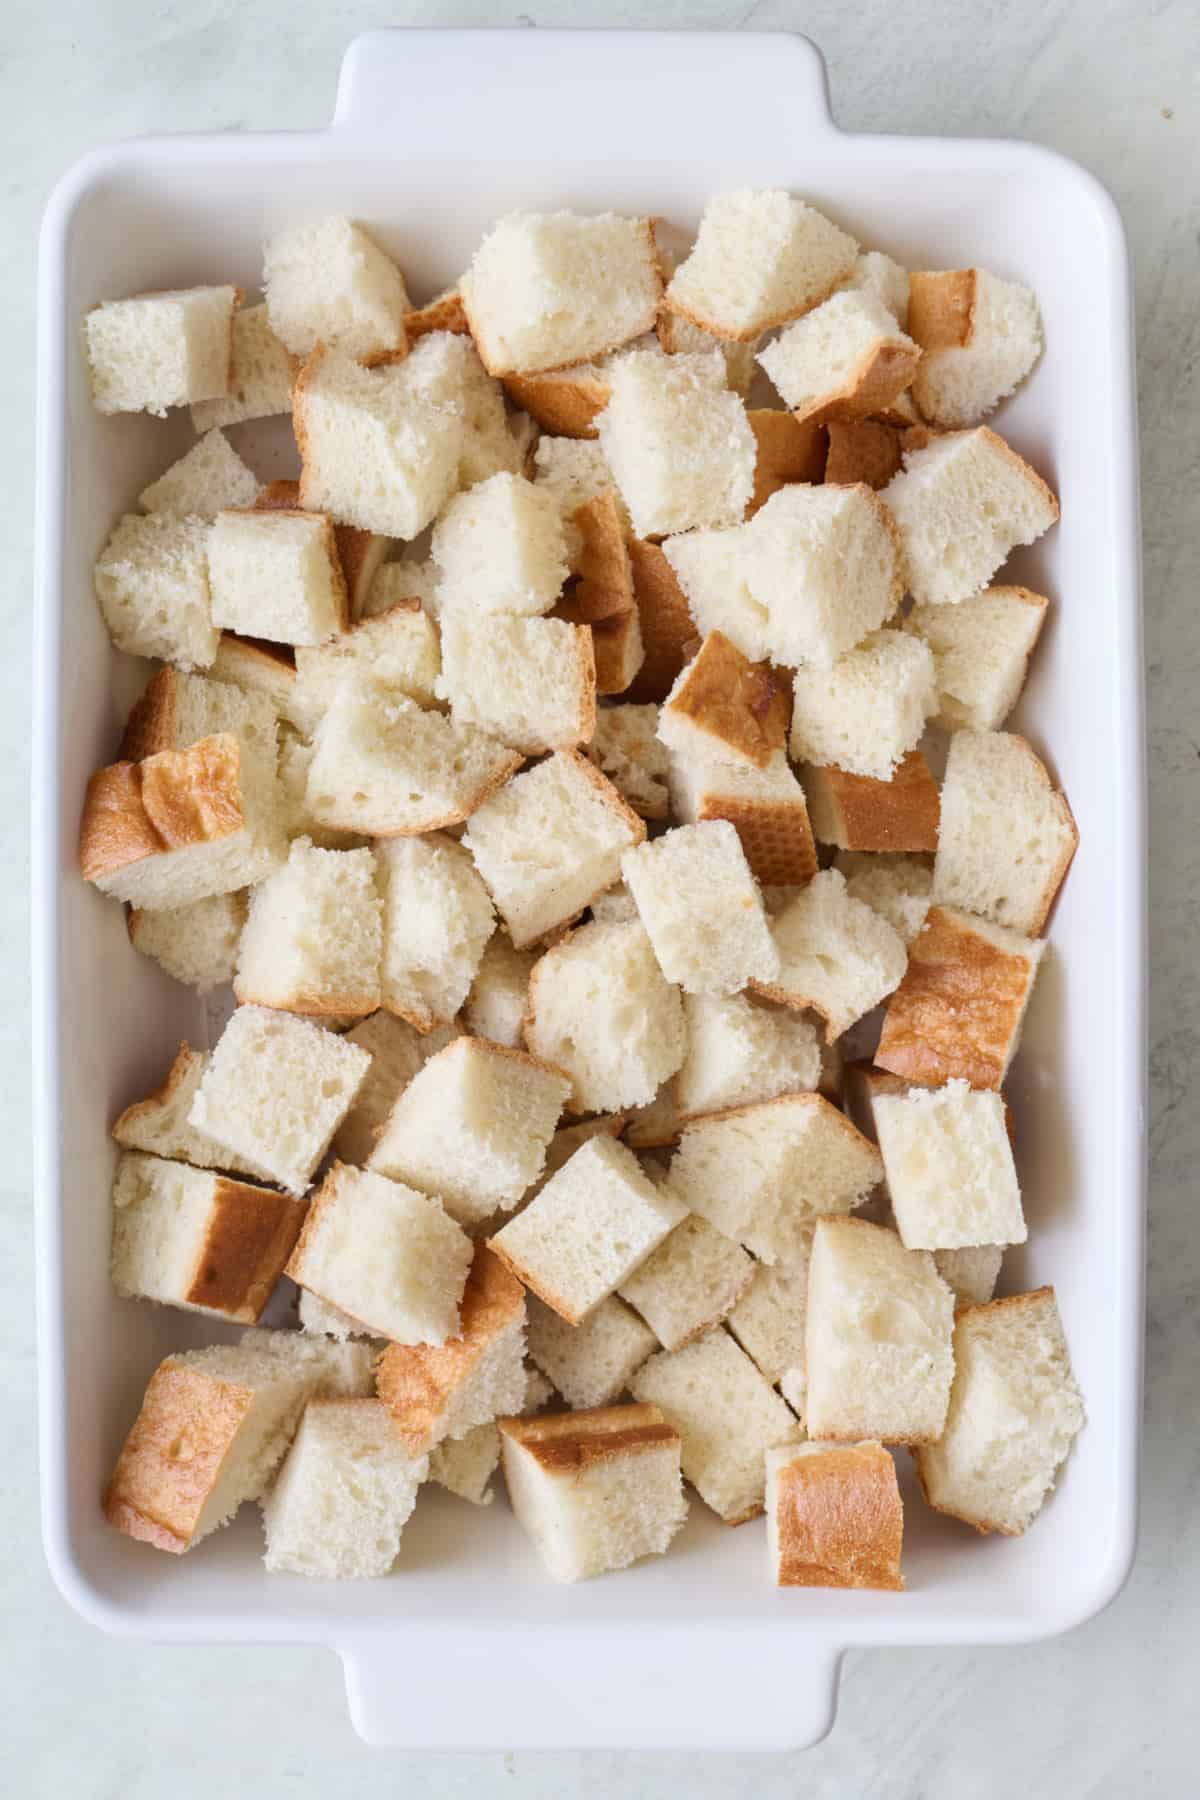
[578,594,645,697]
[657,309,760,391]
[549,489,635,624]
[428,1421,501,1506]
[263,215,408,359]
[432,472,569,618]
[112,1043,258,1176]
[503,361,613,437]
[286,1162,472,1344]
[806,1217,955,1444]
[631,1327,800,1523]
[139,429,258,520]
[190,302,295,431]
[209,632,301,725]
[726,1231,814,1419]
[464,934,536,1049]
[934,729,1078,934]
[909,268,1042,427]
[369,834,491,1034]
[835,851,933,943]
[79,732,284,910]
[261,1398,425,1578]
[745,408,827,516]
[129,891,247,994]
[461,210,661,375]
[295,345,462,539]
[658,631,790,770]
[399,329,521,486]
[526,1292,658,1407]
[624,538,696,704]
[500,1403,686,1582]
[621,820,778,997]
[305,681,521,839]
[532,435,627,567]
[790,630,936,781]
[884,427,1059,607]
[664,483,901,670]
[908,585,1048,732]
[873,1079,1026,1250]
[596,348,756,538]
[208,509,348,647]
[668,747,818,889]
[404,287,470,339]
[94,512,217,670]
[758,290,920,426]
[362,560,442,622]
[85,284,239,415]
[463,751,644,950]
[754,868,906,1038]
[525,919,686,1113]
[371,1037,569,1227]
[437,614,595,755]
[675,991,821,1120]
[291,604,441,733]
[376,1245,527,1453]
[188,1004,370,1195]
[119,665,279,774]
[588,704,670,820]
[804,752,941,854]
[916,1288,1085,1534]
[838,250,911,324]
[824,418,904,490]
[233,837,380,1017]
[669,1092,882,1264]
[331,1015,457,1166]
[618,1215,755,1353]
[935,1244,1004,1307]
[274,732,365,851]
[664,189,857,340]
[766,1441,904,1590]
[111,1150,305,1323]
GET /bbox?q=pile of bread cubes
[81,191,1085,1590]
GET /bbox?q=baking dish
[32,29,1145,1750]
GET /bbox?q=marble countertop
[3,3,1195,1793]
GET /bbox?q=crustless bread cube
[112,1043,259,1177]
[766,1441,904,1590]
[668,746,819,888]
[838,250,911,325]
[934,1244,1004,1308]
[525,1292,658,1408]
[208,508,348,646]
[128,890,247,994]
[437,613,595,754]
[757,290,920,426]
[618,1214,755,1353]
[432,472,569,619]
[790,630,936,781]
[191,302,296,432]
[621,820,778,997]
[674,991,821,1120]
[908,268,1042,427]
[262,1398,427,1578]
[263,215,409,359]
[291,603,441,733]
[658,631,790,770]
[399,329,522,486]
[464,933,537,1049]
[376,833,494,1031]
[235,837,382,1017]
[331,1015,458,1167]
[664,189,858,341]
[804,753,941,854]
[873,1079,1026,1250]
[588,704,670,820]
[94,512,218,670]
[907,585,1049,732]
[254,479,395,629]
[933,729,1077,934]
[139,428,258,520]
[835,851,934,943]
[85,284,239,416]
[753,868,908,1038]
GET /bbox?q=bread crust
[501,366,611,438]
[112,1042,204,1148]
[181,1176,307,1321]
[745,410,827,517]
[663,630,790,769]
[405,290,470,340]
[804,751,941,853]
[211,631,298,701]
[119,668,182,762]
[623,538,699,703]
[692,786,819,888]
[551,495,642,698]
[825,419,903,490]
[80,734,248,885]
[103,1361,255,1554]
[907,270,977,352]
[497,1402,679,1473]
[792,334,922,431]
[772,1441,904,1588]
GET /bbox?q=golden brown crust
[773,1442,904,1588]
[824,419,903,490]
[80,734,248,885]
[103,1361,254,1554]
[111,1042,203,1147]
[236,983,380,1020]
[562,493,635,625]
[693,788,818,888]
[589,607,644,696]
[804,752,941,853]
[405,290,470,340]
[119,668,182,762]
[500,367,611,438]
[792,336,922,431]
[907,270,977,352]
[663,276,849,345]
[623,538,699,703]
[185,1178,306,1322]
[663,630,790,769]
[875,905,1040,1089]
[745,410,827,518]
[212,631,298,695]
[497,1402,678,1472]
[375,1246,525,1454]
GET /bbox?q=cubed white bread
[766,1440,904,1590]
[824,418,904,491]
[656,310,760,392]
[332,1014,458,1166]
[621,820,778,997]
[907,585,1049,731]
[933,729,1078,934]
[624,1085,684,1152]
[875,904,1044,1090]
[757,290,920,427]
[432,472,569,618]
[525,919,686,1114]
[209,633,301,726]
[883,427,1059,608]
[525,1292,658,1407]
[463,751,645,949]
[499,1403,686,1583]
[658,630,791,771]
[291,604,441,734]
[554,510,645,697]
[286,1162,472,1344]
[934,1244,1004,1308]
[235,837,381,1017]
[806,1216,955,1444]
[726,1230,813,1418]
[305,680,521,838]
[675,991,821,1120]
[437,614,595,755]
[208,509,348,646]
[119,666,279,774]
[191,303,295,431]
[873,1079,1026,1250]
[294,345,462,539]
[376,833,494,1031]
[261,1398,426,1578]
[110,1150,305,1324]
[139,429,258,520]
[402,287,470,339]
[370,1037,569,1226]
[532,436,629,568]
[188,1004,370,1196]
[916,1288,1085,1534]
[664,189,858,341]
[595,348,756,538]
[93,512,217,670]
[835,852,934,944]
[909,268,1043,427]
[79,733,285,910]
[631,1327,800,1524]
[103,1331,371,1553]
[128,890,246,994]
[587,705,670,820]
[429,1421,501,1506]
[663,482,901,670]
[403,330,521,486]
[623,538,697,704]
[112,1043,259,1177]
[361,558,443,622]
[804,753,941,855]
[838,251,911,325]
[460,210,661,375]
[263,215,408,359]
[503,362,613,439]
[754,868,907,1039]
[589,882,638,924]
[85,284,239,416]
[790,631,936,781]
[668,747,819,889]
[526,1116,630,1207]
[745,409,828,517]
[618,1215,755,1353]
[464,934,537,1049]
[376,1245,527,1453]
[276,731,367,851]
[668,1092,882,1265]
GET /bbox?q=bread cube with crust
[658,631,790,770]
[262,1398,427,1578]
[675,991,821,1120]
[622,820,778,997]
[332,1014,459,1167]
[118,666,279,771]
[664,189,857,340]
[726,1231,814,1419]
[618,1214,755,1353]
[837,250,911,325]
[758,290,920,426]
[525,1292,658,1408]
[907,585,1049,732]
[908,268,1042,427]
[668,746,819,889]
[263,215,409,359]
[139,429,258,520]
[934,1244,1004,1308]
[208,509,348,647]
[624,538,697,704]
[85,284,239,415]
[933,729,1077,935]
[111,1043,259,1177]
[805,753,941,855]
[767,1441,904,1590]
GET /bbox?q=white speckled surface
[4,3,1196,1791]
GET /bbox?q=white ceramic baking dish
[33,28,1145,1751]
